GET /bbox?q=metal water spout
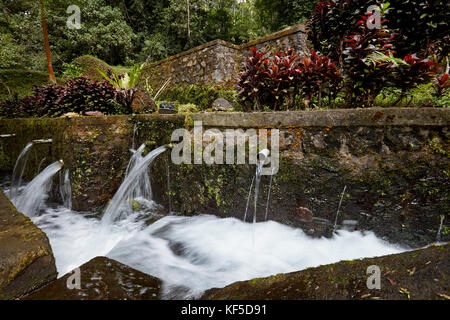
[257,149,270,163]
[33,139,53,144]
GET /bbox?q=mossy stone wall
[0,108,448,247]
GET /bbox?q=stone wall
[239,23,308,58]
[139,24,308,90]
[0,108,448,247]
[139,40,240,91]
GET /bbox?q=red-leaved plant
[266,48,301,110]
[433,73,450,98]
[238,48,341,110]
[298,50,342,108]
[389,54,441,105]
[343,10,397,107]
[1,77,123,118]
[238,47,270,110]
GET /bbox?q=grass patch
[0,69,64,101]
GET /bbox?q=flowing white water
[101,145,167,224]
[132,124,138,150]
[3,144,410,300]
[243,175,255,222]
[12,160,63,217]
[59,169,72,209]
[436,215,445,242]
[124,144,153,201]
[27,205,406,299]
[10,142,33,199]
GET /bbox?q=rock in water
[0,190,57,299]
[131,88,157,114]
[212,98,233,111]
[23,257,162,300]
[202,244,449,300]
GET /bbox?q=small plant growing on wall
[98,63,146,113]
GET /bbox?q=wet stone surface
[202,244,450,300]
[0,190,57,300]
[23,256,162,300]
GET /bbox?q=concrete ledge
[189,108,450,127]
[0,190,57,299]
[1,108,448,134]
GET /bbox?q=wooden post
[40,0,56,83]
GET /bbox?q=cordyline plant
[238,47,270,110]
[308,0,379,68]
[238,47,342,110]
[308,0,448,65]
[433,73,450,98]
[298,49,342,109]
[343,8,397,107]
[388,54,441,105]
[266,48,302,110]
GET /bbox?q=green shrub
[0,69,64,101]
[158,85,238,111]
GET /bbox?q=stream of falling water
[10,142,33,199]
[4,143,409,299]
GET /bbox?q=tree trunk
[40,0,56,83]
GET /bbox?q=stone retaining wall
[139,23,308,90]
[0,108,448,247]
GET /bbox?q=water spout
[264,169,274,221]
[37,157,47,175]
[243,149,271,223]
[166,153,172,214]
[59,168,72,209]
[132,124,138,150]
[253,161,264,224]
[257,149,270,163]
[13,160,63,217]
[243,175,255,223]
[32,139,52,144]
[10,142,33,199]
[436,215,444,242]
[101,145,167,224]
[333,185,347,232]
